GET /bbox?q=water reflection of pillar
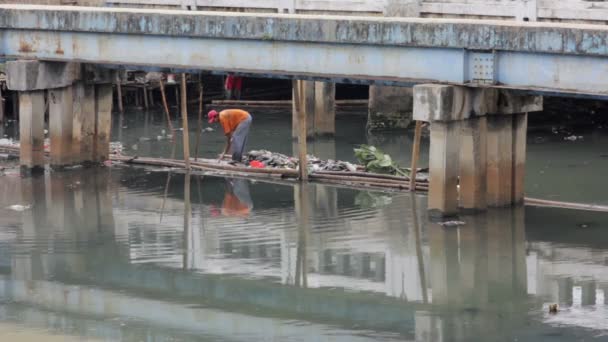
[430,208,527,305]
[284,184,309,287]
[295,184,309,287]
[385,194,428,302]
[183,172,202,270]
[426,208,527,340]
[14,174,47,280]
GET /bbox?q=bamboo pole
[181,74,190,170]
[159,78,175,137]
[0,87,4,123]
[411,193,428,303]
[115,72,124,114]
[194,80,204,161]
[293,80,308,181]
[409,121,423,191]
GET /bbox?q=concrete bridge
[2,4,608,215]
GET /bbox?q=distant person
[207,109,252,163]
[224,75,243,100]
[221,178,253,217]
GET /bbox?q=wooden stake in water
[159,78,175,137]
[194,80,204,161]
[409,120,423,191]
[293,80,308,181]
[181,74,191,170]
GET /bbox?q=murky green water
[0,109,606,340]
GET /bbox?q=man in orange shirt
[207,108,252,163]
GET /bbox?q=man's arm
[219,133,232,161]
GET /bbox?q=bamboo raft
[2,144,608,213]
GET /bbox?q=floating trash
[6,204,31,212]
[439,220,466,227]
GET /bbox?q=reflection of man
[222,178,253,217]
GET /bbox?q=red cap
[207,110,219,124]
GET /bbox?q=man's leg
[231,117,252,162]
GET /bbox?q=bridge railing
[104,0,608,23]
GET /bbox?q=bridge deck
[0,4,607,97]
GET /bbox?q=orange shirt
[219,109,250,135]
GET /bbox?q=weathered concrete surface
[1,5,607,96]
[413,85,542,122]
[459,116,487,211]
[486,115,513,207]
[1,5,607,57]
[428,121,460,217]
[293,80,335,137]
[511,113,527,204]
[367,86,413,131]
[72,82,96,164]
[18,91,45,171]
[49,86,74,167]
[94,84,113,162]
[6,60,80,91]
[313,82,335,136]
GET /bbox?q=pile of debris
[247,150,359,172]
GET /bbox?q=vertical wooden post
[194,80,203,161]
[159,78,175,135]
[409,120,423,191]
[428,121,460,217]
[143,85,149,110]
[182,170,192,270]
[459,116,488,211]
[0,87,4,123]
[293,80,308,180]
[512,113,528,204]
[49,86,74,167]
[115,72,124,114]
[181,74,191,169]
[18,91,45,171]
[94,84,113,163]
[487,115,513,207]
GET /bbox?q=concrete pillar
[293,80,336,138]
[18,91,45,172]
[512,113,528,204]
[72,83,96,164]
[49,86,74,167]
[428,121,460,217]
[459,116,487,211]
[313,82,335,136]
[367,86,413,131]
[94,84,113,163]
[486,115,513,207]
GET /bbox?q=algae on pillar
[367,86,413,131]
